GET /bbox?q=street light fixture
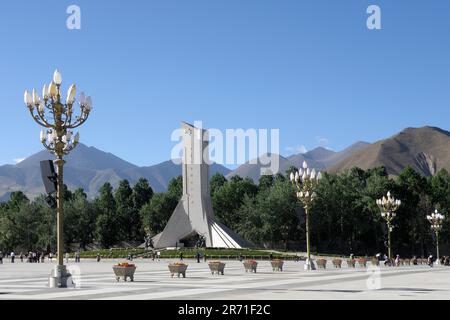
[24,69,92,287]
[290,161,322,270]
[376,191,401,262]
[426,209,445,265]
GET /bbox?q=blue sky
[0,0,449,167]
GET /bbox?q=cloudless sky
[0,0,449,167]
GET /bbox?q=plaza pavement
[0,258,449,300]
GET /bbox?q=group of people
[372,252,450,267]
[0,250,55,263]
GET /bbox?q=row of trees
[0,167,449,256]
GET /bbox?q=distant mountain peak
[330,126,450,176]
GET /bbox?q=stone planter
[316,258,327,269]
[347,259,356,268]
[358,258,367,268]
[371,258,379,266]
[208,261,225,275]
[332,259,342,268]
[168,263,188,278]
[112,266,136,282]
[243,261,257,273]
[270,260,284,271]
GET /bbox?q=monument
[152,122,254,249]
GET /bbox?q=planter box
[112,266,136,282]
[243,261,257,273]
[270,260,284,272]
[316,259,327,269]
[168,264,188,278]
[208,262,225,275]
[332,259,342,268]
[347,259,356,268]
[358,258,367,268]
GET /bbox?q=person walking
[428,254,434,267]
[395,254,400,267]
[10,251,15,263]
[0,251,3,264]
[65,252,69,263]
[19,252,23,263]
[96,253,101,262]
[49,252,53,262]
[196,251,201,263]
[179,252,183,261]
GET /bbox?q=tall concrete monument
[152,122,254,249]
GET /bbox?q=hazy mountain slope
[0,144,231,200]
[230,142,370,182]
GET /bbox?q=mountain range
[0,126,448,201]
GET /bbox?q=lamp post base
[304,258,316,270]
[48,265,72,288]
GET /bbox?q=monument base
[48,265,72,288]
[304,258,316,270]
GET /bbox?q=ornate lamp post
[290,161,322,270]
[24,70,92,287]
[376,191,401,262]
[426,209,445,265]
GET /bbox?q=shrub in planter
[270,259,284,271]
[357,258,367,268]
[332,258,342,268]
[347,259,356,268]
[208,261,225,275]
[112,262,137,282]
[243,260,258,273]
[316,258,327,269]
[168,262,188,278]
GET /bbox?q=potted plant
[270,259,284,271]
[358,258,367,268]
[332,258,342,268]
[112,262,137,282]
[371,257,380,266]
[168,262,188,278]
[243,260,258,273]
[316,258,327,269]
[347,258,356,268]
[208,261,226,275]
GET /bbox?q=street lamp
[426,209,445,265]
[290,161,322,270]
[376,191,401,262]
[24,70,92,287]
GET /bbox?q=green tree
[132,178,154,210]
[210,173,227,195]
[212,176,257,232]
[140,193,178,236]
[94,183,118,248]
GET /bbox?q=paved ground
[0,259,449,300]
